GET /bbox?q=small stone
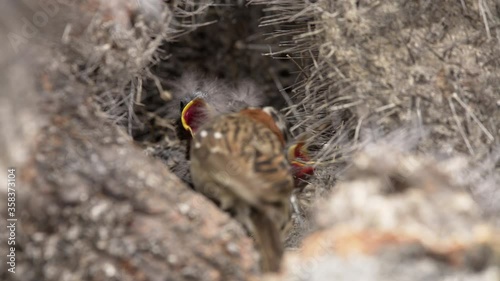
[226,243,240,256]
[178,203,190,215]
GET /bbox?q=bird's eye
[179,101,185,113]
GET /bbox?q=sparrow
[189,106,294,272]
[181,96,315,186]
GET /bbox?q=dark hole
[279,68,291,78]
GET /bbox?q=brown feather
[239,108,286,145]
[249,207,284,272]
[189,110,293,272]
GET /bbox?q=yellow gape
[181,97,207,136]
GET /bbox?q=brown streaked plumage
[189,109,294,272]
[181,98,315,189]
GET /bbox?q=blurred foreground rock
[267,144,500,281]
[0,1,258,280]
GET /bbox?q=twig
[452,92,494,142]
[448,96,474,155]
[478,0,491,40]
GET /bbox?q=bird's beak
[288,142,315,185]
[291,161,315,176]
[181,98,207,136]
[288,142,310,162]
[291,159,315,189]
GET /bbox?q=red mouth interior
[183,100,207,133]
[292,162,314,179]
[293,142,310,161]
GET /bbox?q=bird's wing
[190,114,293,208]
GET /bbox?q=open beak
[291,161,314,177]
[288,142,315,186]
[181,98,207,136]
[288,142,310,162]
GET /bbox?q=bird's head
[238,106,290,145]
[288,141,314,188]
[239,107,315,186]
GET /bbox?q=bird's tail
[249,207,284,273]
